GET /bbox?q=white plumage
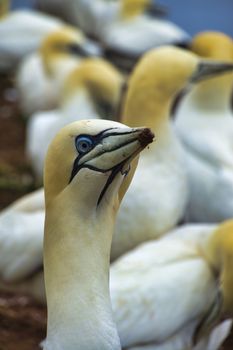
[36,0,189,57]
[175,32,233,222]
[0,10,63,72]
[111,224,231,350]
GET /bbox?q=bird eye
[75,136,94,154]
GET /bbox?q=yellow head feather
[120,0,150,19]
[40,26,84,76]
[122,46,199,130]
[190,31,233,108]
[62,58,124,114]
[191,31,233,62]
[207,220,233,317]
[0,0,9,18]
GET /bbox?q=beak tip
[138,128,155,147]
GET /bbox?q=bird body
[111,223,232,350]
[0,189,44,282]
[112,129,187,258]
[175,32,233,222]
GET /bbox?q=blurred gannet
[175,32,233,222]
[42,119,153,350]
[110,220,233,350]
[0,189,44,282]
[112,46,233,259]
[16,25,102,115]
[36,0,189,69]
[27,57,123,181]
[0,10,63,72]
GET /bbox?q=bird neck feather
[44,185,121,350]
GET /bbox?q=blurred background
[11,0,233,36]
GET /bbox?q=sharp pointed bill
[191,61,233,83]
[69,126,154,205]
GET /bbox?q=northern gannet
[175,31,233,222]
[42,119,154,350]
[16,25,102,115]
[36,0,189,70]
[113,46,233,259]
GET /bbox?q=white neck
[51,57,81,85]
[180,76,233,115]
[44,182,121,350]
[61,89,100,121]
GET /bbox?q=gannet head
[120,0,167,19]
[206,220,233,318]
[40,26,102,76]
[0,0,9,18]
[189,31,233,103]
[44,119,154,210]
[123,46,233,128]
[62,58,124,118]
[191,31,233,62]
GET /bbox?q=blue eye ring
[75,135,94,154]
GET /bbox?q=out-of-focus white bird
[0,189,44,282]
[0,10,63,72]
[111,221,233,350]
[175,32,233,222]
[16,25,102,115]
[36,0,189,69]
[26,57,124,180]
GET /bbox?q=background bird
[36,0,189,70]
[175,31,233,222]
[16,25,102,116]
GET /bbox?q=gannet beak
[147,1,168,17]
[67,39,103,57]
[69,127,154,184]
[190,61,233,83]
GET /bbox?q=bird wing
[110,226,217,348]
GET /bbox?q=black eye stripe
[69,127,139,184]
